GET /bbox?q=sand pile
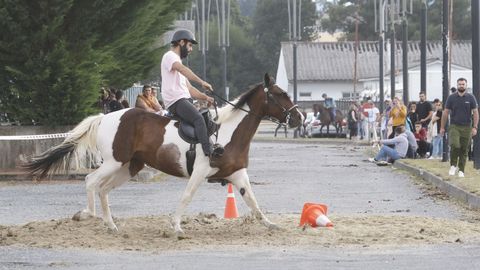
[1,213,479,251]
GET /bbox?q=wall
[0,126,72,170]
[287,80,353,102]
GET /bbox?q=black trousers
[169,98,211,156]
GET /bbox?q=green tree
[188,22,265,101]
[251,0,317,74]
[321,0,471,41]
[0,0,189,126]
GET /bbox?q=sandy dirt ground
[1,212,480,252]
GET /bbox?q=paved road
[1,140,479,269]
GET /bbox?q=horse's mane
[216,83,261,124]
[232,83,261,110]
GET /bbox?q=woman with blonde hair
[388,97,407,139]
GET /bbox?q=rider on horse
[322,93,336,122]
[161,29,224,164]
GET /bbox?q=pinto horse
[24,74,303,238]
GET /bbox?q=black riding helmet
[171,29,198,45]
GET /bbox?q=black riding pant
[169,98,211,156]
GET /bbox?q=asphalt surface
[1,140,479,269]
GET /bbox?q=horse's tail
[23,113,104,179]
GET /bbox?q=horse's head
[261,73,303,128]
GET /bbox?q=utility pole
[420,0,427,95]
[402,0,409,105]
[217,0,230,101]
[353,7,359,98]
[441,0,449,162]
[375,0,386,113]
[378,0,385,113]
[390,29,395,100]
[200,0,207,80]
[472,0,480,168]
[288,0,301,138]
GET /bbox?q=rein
[208,87,298,126]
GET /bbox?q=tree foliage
[251,0,317,74]
[188,22,265,101]
[321,0,472,41]
[0,0,188,125]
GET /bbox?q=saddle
[166,109,221,175]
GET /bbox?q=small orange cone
[299,202,333,228]
[224,183,239,218]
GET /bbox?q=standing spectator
[429,99,443,159]
[388,97,407,139]
[135,85,162,113]
[347,103,358,140]
[108,90,124,112]
[440,78,479,177]
[98,88,112,114]
[381,99,392,139]
[407,102,418,132]
[108,89,129,113]
[416,91,433,129]
[321,93,336,122]
[360,99,373,139]
[365,100,379,142]
[117,90,129,109]
[369,126,408,163]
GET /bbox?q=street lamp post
[472,0,480,168]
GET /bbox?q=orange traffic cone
[299,202,333,228]
[224,183,239,218]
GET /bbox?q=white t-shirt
[365,107,379,123]
[161,51,191,108]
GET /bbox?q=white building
[276,40,472,107]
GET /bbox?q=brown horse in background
[313,104,344,136]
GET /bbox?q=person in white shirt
[364,100,380,142]
[161,29,223,162]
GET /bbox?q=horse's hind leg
[73,168,103,221]
[97,163,133,231]
[228,169,278,230]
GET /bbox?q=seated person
[414,122,430,158]
[370,126,409,163]
[135,85,162,113]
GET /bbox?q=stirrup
[211,143,224,157]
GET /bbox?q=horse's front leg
[228,169,279,230]
[172,165,210,239]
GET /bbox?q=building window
[342,92,360,99]
[299,92,311,97]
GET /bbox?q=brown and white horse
[25,74,303,238]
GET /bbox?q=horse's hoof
[175,230,188,240]
[268,223,281,231]
[72,210,93,221]
[106,224,119,233]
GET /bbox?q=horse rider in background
[322,93,336,122]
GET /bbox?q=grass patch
[402,159,480,195]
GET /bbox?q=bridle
[208,84,299,125]
[263,86,299,125]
